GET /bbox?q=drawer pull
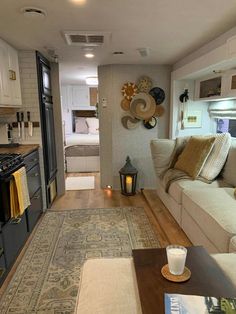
[10,217,22,224]
[30,173,39,177]
[30,158,38,162]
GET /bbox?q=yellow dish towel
[10,167,31,218]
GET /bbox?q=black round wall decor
[149,87,165,105]
[143,117,157,129]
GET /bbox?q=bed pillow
[86,118,99,134]
[75,118,89,134]
[174,136,215,179]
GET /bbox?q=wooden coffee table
[133,246,236,314]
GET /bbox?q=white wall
[98,64,171,190]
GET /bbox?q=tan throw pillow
[201,133,231,181]
[174,136,215,179]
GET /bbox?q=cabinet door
[43,101,57,182]
[0,39,11,105]
[8,45,22,106]
[72,86,89,107]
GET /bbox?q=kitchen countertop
[0,144,39,157]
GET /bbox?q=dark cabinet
[26,189,42,232]
[36,52,57,207]
[43,100,57,182]
[27,164,41,198]
[1,213,28,268]
[0,149,43,287]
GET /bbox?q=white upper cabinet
[194,71,236,101]
[0,38,22,107]
[71,86,90,107]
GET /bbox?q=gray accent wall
[98,64,171,190]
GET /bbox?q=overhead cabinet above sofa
[194,70,236,101]
[0,38,22,107]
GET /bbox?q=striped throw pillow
[200,133,231,181]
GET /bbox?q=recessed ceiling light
[21,7,46,19]
[113,51,124,55]
[69,0,86,4]
[86,77,98,85]
[85,53,94,58]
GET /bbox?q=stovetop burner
[0,153,24,177]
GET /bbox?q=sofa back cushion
[222,137,236,186]
[174,136,215,179]
[150,139,175,176]
[200,133,231,181]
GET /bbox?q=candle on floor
[166,245,187,275]
[126,176,132,194]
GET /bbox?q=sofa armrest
[150,139,175,177]
[229,236,236,252]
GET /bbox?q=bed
[64,110,100,172]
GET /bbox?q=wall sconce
[119,156,138,196]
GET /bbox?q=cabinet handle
[30,173,39,177]
[10,217,21,224]
[33,195,40,200]
[30,158,38,162]
[0,248,3,258]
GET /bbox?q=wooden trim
[12,122,40,128]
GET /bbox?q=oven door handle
[10,217,22,224]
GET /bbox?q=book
[165,293,236,314]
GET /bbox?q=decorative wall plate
[130,93,156,120]
[137,76,153,93]
[143,117,157,129]
[121,115,140,129]
[154,105,165,117]
[121,82,138,100]
[120,98,131,111]
[149,87,165,105]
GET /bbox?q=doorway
[60,76,100,192]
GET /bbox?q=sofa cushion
[77,258,142,314]
[167,179,229,205]
[182,188,236,252]
[201,133,231,181]
[174,136,215,179]
[212,253,236,285]
[150,139,175,176]
[223,138,236,187]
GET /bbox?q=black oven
[0,154,24,223]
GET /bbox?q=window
[216,119,236,137]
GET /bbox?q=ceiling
[1,0,236,84]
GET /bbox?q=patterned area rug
[0,207,159,313]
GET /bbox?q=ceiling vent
[21,7,46,19]
[63,31,111,47]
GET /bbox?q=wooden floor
[53,172,191,248]
[0,172,191,297]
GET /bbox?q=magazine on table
[164,293,236,314]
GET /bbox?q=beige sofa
[150,137,236,254]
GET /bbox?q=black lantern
[119,156,138,196]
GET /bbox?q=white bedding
[65,133,99,147]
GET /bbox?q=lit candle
[166,246,187,275]
[126,176,132,194]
